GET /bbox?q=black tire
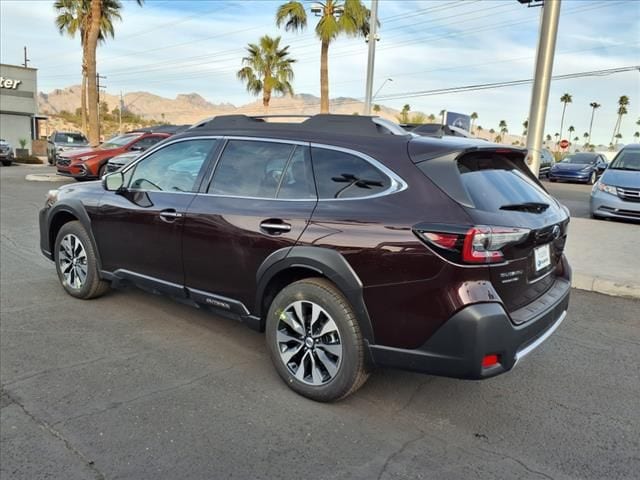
[589,172,596,185]
[266,277,369,402]
[1,160,11,166]
[549,178,557,183]
[54,221,110,299]
[47,151,54,165]
[98,163,107,178]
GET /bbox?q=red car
[56,131,170,180]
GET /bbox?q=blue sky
[1,0,639,145]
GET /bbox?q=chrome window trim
[118,135,408,202]
[309,142,408,201]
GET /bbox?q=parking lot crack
[472,445,555,480]
[376,431,427,480]
[1,387,105,480]
[53,366,242,427]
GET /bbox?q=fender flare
[255,246,375,343]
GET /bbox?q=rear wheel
[54,221,110,299]
[266,278,369,402]
[549,178,557,182]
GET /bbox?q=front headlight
[596,182,617,195]
[77,155,95,162]
[45,189,59,207]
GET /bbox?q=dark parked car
[47,131,89,165]
[548,152,608,184]
[590,144,640,221]
[538,148,554,178]
[39,114,571,401]
[0,139,14,166]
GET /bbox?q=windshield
[609,149,640,171]
[55,133,87,144]
[560,153,597,164]
[99,133,142,150]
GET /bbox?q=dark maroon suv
[39,115,571,401]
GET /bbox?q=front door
[93,138,219,294]
[182,139,317,312]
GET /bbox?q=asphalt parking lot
[1,165,639,480]
[543,180,592,219]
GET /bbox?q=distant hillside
[38,86,409,126]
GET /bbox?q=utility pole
[363,0,379,115]
[524,0,561,176]
[96,73,107,141]
[22,46,30,68]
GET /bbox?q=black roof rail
[128,124,191,135]
[190,114,410,137]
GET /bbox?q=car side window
[310,147,391,199]
[132,135,165,151]
[128,139,216,193]
[276,146,316,199]
[209,140,299,198]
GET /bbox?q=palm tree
[476,125,483,135]
[614,132,623,145]
[583,132,589,146]
[489,128,496,141]
[522,119,528,137]
[495,134,502,143]
[546,134,552,144]
[587,101,601,144]
[84,0,144,145]
[568,125,575,142]
[611,95,630,145]
[634,131,640,142]
[427,113,436,122]
[559,93,572,145]
[470,112,478,134]
[499,120,508,140]
[237,35,295,112]
[276,0,371,113]
[397,104,410,123]
[372,104,381,114]
[54,0,122,136]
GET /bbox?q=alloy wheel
[58,233,88,289]
[276,300,342,386]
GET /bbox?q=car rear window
[456,154,552,212]
[55,133,87,144]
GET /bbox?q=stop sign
[560,139,570,149]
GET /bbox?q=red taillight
[415,225,529,264]
[482,354,500,368]
[422,232,459,250]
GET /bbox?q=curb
[572,272,640,300]
[25,173,72,182]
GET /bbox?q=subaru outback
[39,115,571,402]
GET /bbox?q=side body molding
[255,246,375,343]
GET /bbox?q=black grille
[57,158,71,166]
[617,187,640,203]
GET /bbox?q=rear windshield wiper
[500,202,550,213]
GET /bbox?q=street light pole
[373,78,392,101]
[525,0,562,176]
[363,0,379,115]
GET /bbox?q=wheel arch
[48,202,103,272]
[256,246,375,343]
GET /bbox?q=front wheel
[54,221,110,299]
[266,278,369,402]
[589,172,596,185]
[1,160,11,166]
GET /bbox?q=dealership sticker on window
[534,244,551,272]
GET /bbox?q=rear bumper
[548,171,592,182]
[369,276,571,379]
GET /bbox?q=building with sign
[0,63,46,155]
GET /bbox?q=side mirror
[102,171,124,191]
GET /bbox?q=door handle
[159,209,184,222]
[260,220,291,234]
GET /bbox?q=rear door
[182,138,317,312]
[454,152,569,312]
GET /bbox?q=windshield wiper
[500,202,550,213]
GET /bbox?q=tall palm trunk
[86,0,102,146]
[81,68,88,135]
[263,84,272,114]
[587,107,596,144]
[611,115,621,145]
[320,39,329,113]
